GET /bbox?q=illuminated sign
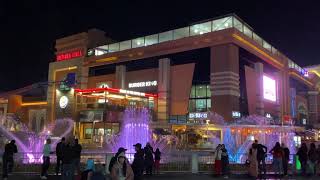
[59,96,69,109]
[232,111,241,118]
[96,82,112,88]
[128,81,157,88]
[189,112,208,119]
[56,50,83,61]
[263,75,276,102]
[265,113,272,119]
[119,89,146,97]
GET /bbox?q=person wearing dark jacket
[154,148,161,174]
[62,140,75,180]
[132,143,144,180]
[281,143,290,176]
[308,143,317,175]
[144,143,154,175]
[55,137,65,175]
[254,140,267,176]
[297,143,308,176]
[2,140,18,180]
[72,139,82,175]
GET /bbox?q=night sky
[1,0,320,91]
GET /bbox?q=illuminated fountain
[0,117,74,163]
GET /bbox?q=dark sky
[1,0,320,91]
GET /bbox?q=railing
[1,152,298,174]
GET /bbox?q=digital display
[263,75,276,102]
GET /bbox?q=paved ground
[3,173,320,180]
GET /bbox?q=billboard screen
[263,75,276,102]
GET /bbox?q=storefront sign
[232,111,241,118]
[189,112,208,119]
[265,113,272,119]
[59,96,69,109]
[119,89,146,97]
[128,81,157,88]
[56,50,83,61]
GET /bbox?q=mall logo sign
[189,112,208,119]
[128,81,157,88]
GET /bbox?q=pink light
[263,75,276,102]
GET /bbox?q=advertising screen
[263,75,276,102]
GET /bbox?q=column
[308,91,319,126]
[254,62,264,116]
[290,88,297,118]
[115,65,126,89]
[274,72,282,123]
[210,44,240,121]
[157,58,170,122]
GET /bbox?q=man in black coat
[2,140,18,180]
[55,137,65,175]
[132,143,144,180]
[254,140,267,176]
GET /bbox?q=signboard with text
[56,50,83,61]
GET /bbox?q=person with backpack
[132,143,144,180]
[269,142,284,176]
[254,140,267,176]
[2,140,18,180]
[56,137,66,175]
[297,143,308,176]
[110,152,134,180]
[109,147,127,173]
[308,143,317,175]
[281,143,290,176]
[154,148,161,174]
[144,143,154,175]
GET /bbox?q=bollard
[105,153,114,174]
[191,153,198,174]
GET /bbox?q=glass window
[190,86,196,98]
[159,30,173,43]
[188,99,196,112]
[145,34,158,46]
[233,17,243,32]
[190,22,211,36]
[84,128,92,139]
[174,27,190,40]
[132,37,145,48]
[196,99,206,112]
[120,40,131,50]
[212,17,232,31]
[253,33,263,46]
[207,99,211,110]
[196,85,207,98]
[206,85,211,97]
[109,43,120,52]
[263,41,272,51]
[243,25,252,39]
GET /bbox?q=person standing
[281,143,290,176]
[269,142,283,176]
[62,139,75,180]
[297,143,308,176]
[316,144,320,175]
[41,138,53,180]
[308,143,317,175]
[221,144,229,179]
[214,144,222,176]
[2,140,18,180]
[132,143,144,180]
[248,144,258,178]
[144,142,154,175]
[109,147,128,173]
[110,152,134,180]
[56,137,66,175]
[154,148,161,174]
[254,140,267,176]
[72,139,82,175]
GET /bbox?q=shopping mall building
[1,15,320,145]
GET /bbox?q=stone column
[115,65,126,89]
[308,91,319,126]
[274,72,282,123]
[157,58,170,122]
[210,44,240,121]
[254,62,264,116]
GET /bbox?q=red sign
[283,115,291,122]
[56,50,83,61]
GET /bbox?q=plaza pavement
[3,173,320,180]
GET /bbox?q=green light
[295,155,301,170]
